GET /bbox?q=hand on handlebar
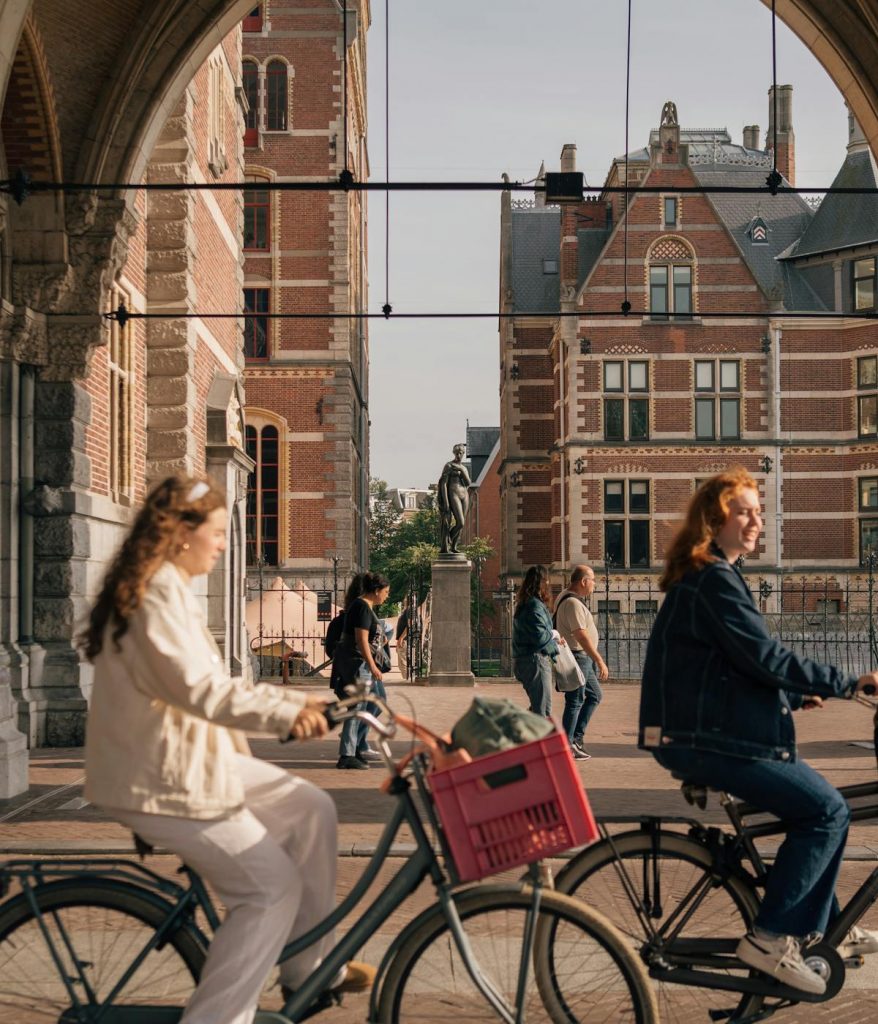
[290,696,332,740]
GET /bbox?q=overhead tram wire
[383,0,391,318]
[621,0,633,317]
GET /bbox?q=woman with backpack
[331,572,391,769]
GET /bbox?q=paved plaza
[2,678,878,1022]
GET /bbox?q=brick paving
[2,678,877,1022]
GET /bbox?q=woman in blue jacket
[640,467,878,996]
[512,564,560,718]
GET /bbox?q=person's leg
[113,803,302,1024]
[574,655,603,744]
[562,685,585,743]
[536,653,554,717]
[514,655,544,715]
[233,756,340,990]
[656,748,849,937]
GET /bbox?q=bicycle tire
[376,882,658,1023]
[0,877,206,1023]
[555,830,764,1024]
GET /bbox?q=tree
[369,478,402,560]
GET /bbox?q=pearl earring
[181,542,190,551]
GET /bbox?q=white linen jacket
[84,561,305,819]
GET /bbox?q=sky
[365,0,850,490]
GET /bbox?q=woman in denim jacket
[640,468,878,995]
[512,564,560,718]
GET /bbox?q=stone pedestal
[427,556,474,687]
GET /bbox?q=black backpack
[323,611,346,658]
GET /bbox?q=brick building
[499,88,878,598]
[241,1,370,587]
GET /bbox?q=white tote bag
[553,643,585,692]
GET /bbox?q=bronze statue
[437,443,472,554]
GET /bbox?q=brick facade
[241,1,370,585]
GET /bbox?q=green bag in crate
[450,696,554,758]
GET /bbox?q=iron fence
[471,561,878,681]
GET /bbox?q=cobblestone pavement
[1,678,877,1022]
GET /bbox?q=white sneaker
[736,933,826,995]
[838,924,878,957]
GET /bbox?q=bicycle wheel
[376,883,658,1023]
[555,831,763,1024]
[0,878,205,1023]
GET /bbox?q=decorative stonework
[648,237,693,262]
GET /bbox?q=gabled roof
[692,165,817,309]
[783,148,878,259]
[510,206,560,313]
[466,426,501,482]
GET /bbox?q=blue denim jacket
[639,550,858,762]
[512,598,559,659]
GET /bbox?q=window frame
[859,477,878,512]
[243,5,263,32]
[245,423,281,566]
[242,60,259,146]
[695,359,741,439]
[604,480,624,514]
[649,262,693,319]
[244,180,271,251]
[265,60,288,132]
[854,257,877,312]
[603,361,623,392]
[244,287,270,361]
[663,196,678,228]
[603,398,624,441]
[860,518,878,563]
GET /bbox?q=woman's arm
[697,565,857,699]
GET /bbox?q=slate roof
[578,229,612,288]
[783,148,878,259]
[466,426,500,482]
[510,206,560,313]
[692,164,817,309]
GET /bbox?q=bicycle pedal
[843,954,865,969]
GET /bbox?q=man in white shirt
[554,565,610,760]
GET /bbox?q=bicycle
[552,689,878,1024]
[0,692,658,1023]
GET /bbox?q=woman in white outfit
[81,476,373,1024]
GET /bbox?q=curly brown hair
[659,467,757,592]
[514,564,551,614]
[79,476,226,660]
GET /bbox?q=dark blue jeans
[562,651,603,745]
[514,653,553,718]
[654,747,850,938]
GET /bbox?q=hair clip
[186,481,210,503]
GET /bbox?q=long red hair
[659,467,757,592]
[79,476,226,659]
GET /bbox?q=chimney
[743,125,760,150]
[767,84,795,185]
[560,143,577,173]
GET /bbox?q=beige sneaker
[838,924,878,958]
[736,933,826,995]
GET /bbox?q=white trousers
[113,754,338,1024]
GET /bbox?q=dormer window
[854,257,876,312]
[748,216,769,245]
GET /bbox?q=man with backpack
[554,565,610,760]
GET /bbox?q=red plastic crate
[428,730,599,882]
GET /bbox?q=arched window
[243,60,259,146]
[246,424,280,566]
[648,237,694,320]
[244,176,270,250]
[265,60,288,131]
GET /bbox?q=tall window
[108,288,133,502]
[244,288,269,359]
[243,5,263,32]
[603,359,649,441]
[858,355,878,437]
[663,196,678,228]
[854,257,876,312]
[648,237,694,319]
[694,359,741,440]
[243,61,259,146]
[859,477,878,562]
[265,60,288,131]
[603,479,650,567]
[244,179,270,250]
[245,424,280,566]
